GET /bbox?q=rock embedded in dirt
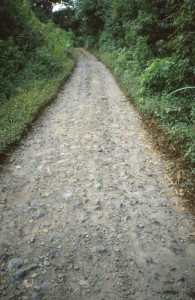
[8,258,23,272]
[43,260,51,267]
[39,281,51,290]
[93,245,108,254]
[57,273,65,279]
[31,272,39,279]
[34,211,47,220]
[137,224,145,228]
[31,292,44,300]
[0,284,8,292]
[63,193,73,200]
[6,221,16,228]
[13,264,39,282]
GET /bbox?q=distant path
[0,49,194,299]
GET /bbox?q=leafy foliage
[29,0,59,22]
[0,0,75,152]
[52,3,79,33]
[68,0,195,164]
[1,0,194,200]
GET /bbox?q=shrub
[0,5,76,152]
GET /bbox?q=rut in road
[0,49,194,300]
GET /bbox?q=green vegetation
[1,0,194,206]
[53,0,194,206]
[0,0,75,152]
[69,0,195,164]
[53,0,195,163]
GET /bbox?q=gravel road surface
[0,49,194,300]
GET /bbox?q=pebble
[63,193,73,200]
[42,193,50,198]
[34,211,47,220]
[15,165,21,169]
[58,273,65,279]
[93,245,108,254]
[6,221,16,228]
[31,273,39,278]
[31,292,44,300]
[40,281,50,290]
[24,259,29,264]
[137,224,145,228]
[34,285,41,291]
[44,260,51,267]
[44,222,51,227]
[129,200,139,206]
[95,183,101,190]
[81,216,88,223]
[30,236,36,243]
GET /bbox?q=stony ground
[0,49,195,300]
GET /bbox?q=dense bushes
[0,0,42,100]
[70,0,195,164]
[54,0,195,163]
[54,0,194,201]
[0,0,75,152]
[1,0,194,200]
[97,45,195,164]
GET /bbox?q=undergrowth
[96,48,195,164]
[0,2,76,152]
[95,48,195,213]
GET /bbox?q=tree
[52,1,79,32]
[74,0,112,36]
[0,0,29,40]
[29,0,59,22]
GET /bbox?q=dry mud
[0,49,194,300]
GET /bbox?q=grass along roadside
[0,10,76,156]
[0,59,75,155]
[95,50,195,215]
[143,117,195,215]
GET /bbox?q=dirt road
[0,49,194,300]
